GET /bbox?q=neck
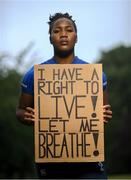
[54,51,75,64]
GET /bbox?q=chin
[55,48,74,57]
[58,51,72,57]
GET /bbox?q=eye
[53,29,60,33]
[67,28,73,32]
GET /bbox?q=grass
[108,174,131,179]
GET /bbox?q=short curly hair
[48,12,77,34]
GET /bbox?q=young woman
[16,12,112,179]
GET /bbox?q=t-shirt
[20,56,107,178]
[21,56,107,94]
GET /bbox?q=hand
[23,107,35,125]
[103,104,112,123]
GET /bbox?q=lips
[60,39,68,45]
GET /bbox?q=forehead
[52,18,74,28]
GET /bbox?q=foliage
[108,174,131,179]
[98,45,131,174]
[0,44,131,177]
[0,50,37,178]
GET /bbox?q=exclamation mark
[93,133,99,156]
[91,96,98,118]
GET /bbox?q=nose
[60,29,68,37]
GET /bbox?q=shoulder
[76,58,107,90]
[74,57,89,64]
[22,65,34,82]
[22,66,34,84]
[21,66,34,95]
[102,72,107,90]
[22,57,54,79]
[20,58,53,95]
[41,58,56,64]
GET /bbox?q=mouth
[60,39,68,45]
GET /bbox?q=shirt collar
[52,56,79,64]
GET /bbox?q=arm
[103,89,112,123]
[16,93,35,125]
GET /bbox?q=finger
[24,112,35,122]
[103,113,112,124]
[24,111,35,118]
[104,110,112,115]
[26,107,34,114]
[104,116,112,123]
[24,117,34,122]
[103,104,111,109]
[103,114,112,119]
[24,116,34,120]
[104,119,109,123]
[24,115,35,120]
[23,118,34,125]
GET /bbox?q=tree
[0,48,38,178]
[98,45,131,174]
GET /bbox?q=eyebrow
[53,25,74,29]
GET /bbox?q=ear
[75,34,78,43]
[49,36,53,44]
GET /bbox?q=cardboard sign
[34,64,104,163]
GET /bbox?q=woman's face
[50,18,77,54]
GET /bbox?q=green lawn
[108,174,131,179]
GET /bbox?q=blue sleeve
[21,67,34,95]
[102,72,107,91]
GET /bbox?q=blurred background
[0,0,131,178]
